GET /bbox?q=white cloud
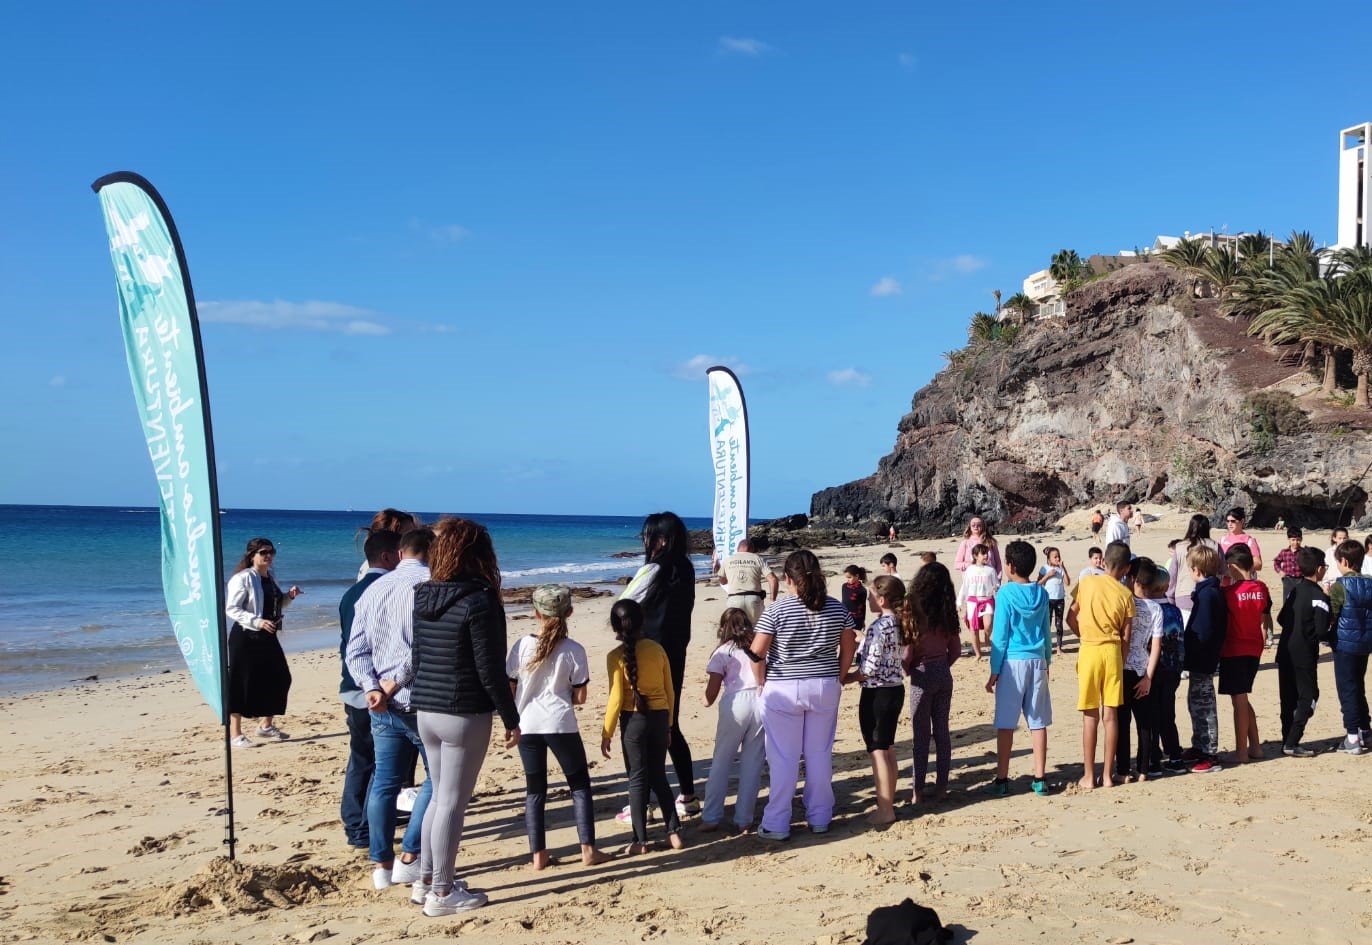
[870,276,902,297]
[898,52,916,70]
[719,36,773,57]
[409,218,469,243]
[49,375,66,387]
[926,254,989,280]
[674,354,750,380]
[199,300,393,336]
[828,368,871,387]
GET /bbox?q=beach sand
[4,508,1371,944]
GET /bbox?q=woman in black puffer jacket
[404,517,520,917]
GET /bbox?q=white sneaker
[390,858,422,884]
[615,803,655,824]
[396,786,421,813]
[675,795,701,818]
[423,887,488,916]
[230,735,256,749]
[372,866,394,890]
[410,882,429,905]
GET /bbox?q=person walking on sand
[344,527,434,894]
[750,550,858,840]
[507,584,610,869]
[621,512,699,820]
[338,529,400,849]
[225,537,302,748]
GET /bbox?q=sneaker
[410,882,429,905]
[1179,747,1203,762]
[423,887,488,917]
[396,786,421,813]
[676,795,701,818]
[809,823,830,834]
[983,779,1010,797]
[372,866,394,890]
[615,803,656,824]
[1147,767,1165,779]
[1339,735,1367,755]
[1162,757,1189,773]
[256,725,289,741]
[390,858,422,885]
[230,735,256,749]
[1031,778,1049,796]
[756,826,790,842]
[1283,745,1316,758]
[1361,729,1372,747]
[1190,758,1222,773]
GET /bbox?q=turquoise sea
[0,505,711,694]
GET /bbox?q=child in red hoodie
[1220,545,1271,763]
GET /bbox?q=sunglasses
[257,549,277,556]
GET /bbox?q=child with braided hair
[601,598,684,854]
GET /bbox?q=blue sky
[2,2,1369,518]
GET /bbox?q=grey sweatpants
[417,711,492,891]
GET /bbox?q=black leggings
[517,732,596,852]
[1048,600,1065,647]
[620,710,680,843]
[1117,669,1155,776]
[663,646,696,798]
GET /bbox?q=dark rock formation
[501,585,612,605]
[811,264,1372,535]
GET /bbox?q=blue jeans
[1333,651,1370,735]
[341,703,374,845]
[367,708,431,864]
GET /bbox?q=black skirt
[227,625,292,717]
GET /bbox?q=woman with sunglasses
[953,516,1002,580]
[225,537,303,748]
[1218,508,1263,573]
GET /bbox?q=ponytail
[529,613,569,669]
[610,598,648,711]
[784,549,829,611]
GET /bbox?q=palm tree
[1049,249,1087,285]
[1234,232,1337,389]
[1004,292,1035,323]
[968,312,998,345]
[1334,244,1372,277]
[1250,270,1372,406]
[1200,246,1241,301]
[1157,237,1211,296]
[1236,231,1272,273]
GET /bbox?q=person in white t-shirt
[506,585,610,869]
[700,608,766,833]
[1103,501,1132,547]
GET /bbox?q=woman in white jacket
[225,537,302,748]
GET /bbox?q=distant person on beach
[338,529,401,849]
[879,553,902,581]
[889,525,898,542]
[1102,501,1132,547]
[225,537,302,748]
[750,550,858,840]
[1167,515,1218,621]
[842,565,868,631]
[1090,510,1104,538]
[601,598,685,854]
[1180,544,1226,773]
[406,518,521,915]
[356,508,421,581]
[1275,547,1328,758]
[1067,541,1133,790]
[1037,547,1070,654]
[1273,527,1305,605]
[903,562,961,804]
[1078,547,1105,583]
[714,539,777,625]
[1218,507,1263,574]
[954,517,1001,579]
[984,541,1052,797]
[344,527,434,892]
[620,512,699,819]
[956,545,998,659]
[1130,507,1146,533]
[701,608,765,834]
[1329,540,1372,755]
[846,575,907,825]
[506,584,609,869]
[1117,558,1162,782]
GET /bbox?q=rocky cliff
[811,264,1372,534]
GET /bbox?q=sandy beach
[4,509,1371,945]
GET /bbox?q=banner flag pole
[91,172,236,860]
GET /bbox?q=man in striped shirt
[345,527,434,890]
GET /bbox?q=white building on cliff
[1338,122,1371,249]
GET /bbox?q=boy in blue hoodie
[985,540,1052,796]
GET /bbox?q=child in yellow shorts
[1067,541,1134,790]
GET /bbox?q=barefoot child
[1275,547,1328,757]
[1181,545,1227,773]
[985,540,1052,797]
[700,608,765,832]
[846,575,908,824]
[507,585,611,869]
[1067,541,1133,789]
[1118,558,1163,781]
[957,545,998,659]
[903,563,962,803]
[601,599,685,854]
[1037,547,1070,654]
[1220,545,1269,763]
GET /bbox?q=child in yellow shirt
[1067,541,1134,790]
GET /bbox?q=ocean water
[0,505,710,694]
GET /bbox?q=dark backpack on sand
[862,898,953,945]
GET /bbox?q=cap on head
[532,583,573,618]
